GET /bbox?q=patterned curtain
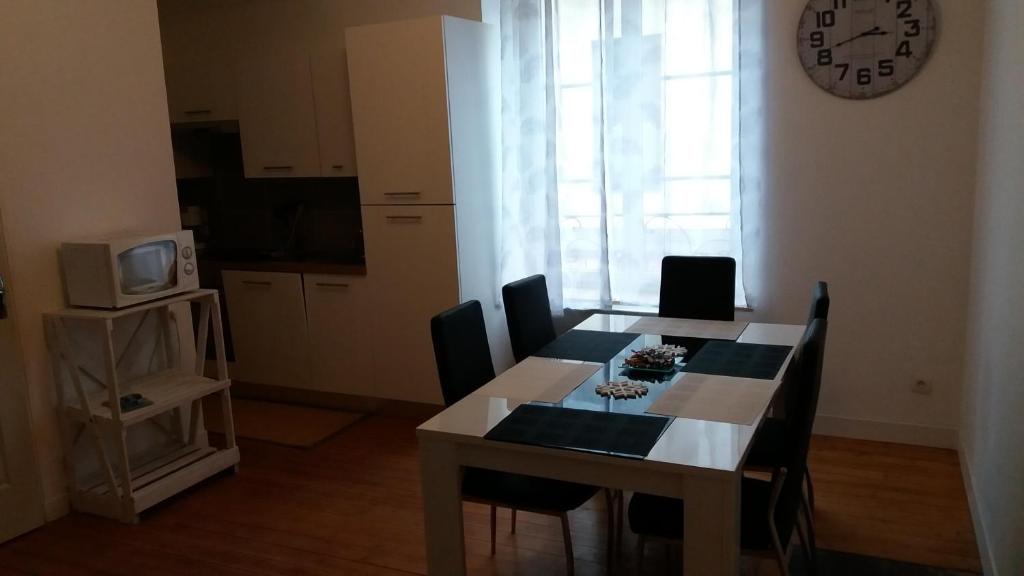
[499,0,763,310]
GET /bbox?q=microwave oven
[61,231,200,309]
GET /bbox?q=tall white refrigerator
[346,15,511,405]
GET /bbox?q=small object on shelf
[596,380,649,400]
[102,393,153,413]
[622,344,687,372]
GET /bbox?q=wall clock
[797,0,938,99]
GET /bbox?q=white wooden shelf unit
[45,289,239,523]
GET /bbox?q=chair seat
[463,467,599,512]
[627,477,783,551]
[745,417,790,469]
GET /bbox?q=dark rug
[789,548,977,575]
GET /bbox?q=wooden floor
[0,415,981,575]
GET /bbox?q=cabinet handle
[331,164,345,170]
[184,109,212,115]
[315,282,350,288]
[384,192,421,197]
[385,215,423,223]
[263,165,294,171]
[242,280,272,287]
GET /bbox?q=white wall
[746,0,985,447]
[959,0,1024,573]
[0,0,182,517]
[158,0,483,68]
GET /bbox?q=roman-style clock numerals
[797,0,937,99]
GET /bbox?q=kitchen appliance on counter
[61,230,199,308]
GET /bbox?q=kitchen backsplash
[174,129,363,264]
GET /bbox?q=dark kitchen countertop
[200,258,367,276]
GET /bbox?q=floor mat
[203,396,363,447]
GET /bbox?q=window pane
[559,86,595,181]
[558,183,604,305]
[557,0,599,85]
[665,75,732,178]
[664,0,733,75]
[664,178,731,215]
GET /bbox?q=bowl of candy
[621,344,687,374]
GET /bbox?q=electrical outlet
[912,379,933,395]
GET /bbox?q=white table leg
[683,472,741,575]
[419,439,466,576]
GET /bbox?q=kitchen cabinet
[163,47,238,124]
[347,18,455,205]
[222,271,310,388]
[236,50,321,178]
[311,46,358,177]
[348,16,510,406]
[361,205,460,404]
[303,274,374,395]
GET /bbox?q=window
[499,0,750,310]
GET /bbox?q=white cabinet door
[346,18,454,205]
[236,50,321,178]
[303,274,373,395]
[362,205,459,404]
[311,46,357,177]
[163,47,237,124]
[222,271,310,388]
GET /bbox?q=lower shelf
[65,371,230,426]
[76,444,239,522]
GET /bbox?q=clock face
[797,0,938,99]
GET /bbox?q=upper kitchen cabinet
[311,46,358,178]
[346,18,455,205]
[158,0,238,125]
[236,50,321,178]
[163,47,238,124]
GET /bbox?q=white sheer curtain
[499,0,763,311]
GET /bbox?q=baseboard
[813,414,958,449]
[229,380,443,421]
[958,438,997,576]
[43,493,70,522]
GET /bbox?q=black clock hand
[833,26,889,48]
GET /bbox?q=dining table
[416,313,807,575]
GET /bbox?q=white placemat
[472,357,603,403]
[646,372,778,425]
[627,316,749,341]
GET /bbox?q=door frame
[0,206,46,542]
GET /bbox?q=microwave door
[118,240,178,295]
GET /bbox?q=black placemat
[533,329,641,363]
[484,404,671,459]
[681,341,793,380]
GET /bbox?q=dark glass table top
[532,333,711,416]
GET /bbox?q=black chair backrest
[779,281,830,420]
[807,281,830,322]
[430,300,496,407]
[658,256,736,321]
[773,318,827,545]
[502,275,557,362]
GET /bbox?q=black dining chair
[807,281,830,324]
[502,274,558,362]
[658,256,736,321]
[430,300,607,575]
[747,282,829,519]
[627,318,828,576]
